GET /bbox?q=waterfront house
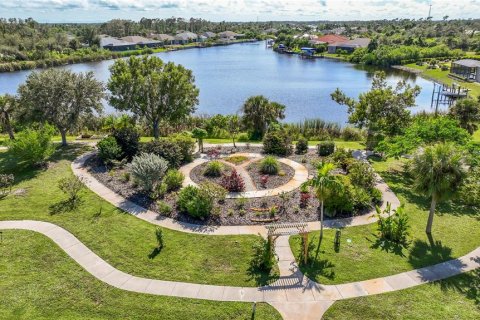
[120,36,161,48]
[174,32,198,44]
[300,47,316,57]
[218,31,243,40]
[327,38,371,53]
[202,31,217,39]
[316,34,349,44]
[148,33,175,45]
[450,59,480,82]
[100,36,137,51]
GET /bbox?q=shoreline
[0,39,259,74]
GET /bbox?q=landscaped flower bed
[86,143,383,226]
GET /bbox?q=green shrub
[128,153,168,192]
[295,137,309,154]
[341,127,363,141]
[170,133,195,163]
[317,141,335,156]
[112,127,140,160]
[324,175,354,216]
[251,237,274,271]
[263,129,292,156]
[141,139,183,168]
[97,137,121,165]
[370,187,383,204]
[204,161,223,177]
[238,133,249,142]
[459,166,480,208]
[260,156,280,175]
[163,169,184,192]
[375,204,410,244]
[8,125,55,167]
[157,201,173,216]
[351,186,372,211]
[58,176,85,206]
[349,161,376,190]
[177,185,214,218]
[331,148,354,171]
[152,182,168,199]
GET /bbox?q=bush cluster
[112,127,140,160]
[177,185,213,218]
[97,136,122,165]
[163,169,184,192]
[263,129,292,156]
[8,125,55,167]
[295,137,309,154]
[142,139,184,168]
[375,204,410,244]
[317,141,335,156]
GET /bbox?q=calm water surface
[0,41,439,124]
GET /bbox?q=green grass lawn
[405,63,480,99]
[323,270,480,319]
[0,230,281,320]
[473,128,480,143]
[290,157,480,285]
[0,145,278,287]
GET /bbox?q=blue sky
[0,0,478,23]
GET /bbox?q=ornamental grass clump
[163,169,184,192]
[204,160,223,177]
[260,156,280,175]
[128,153,168,192]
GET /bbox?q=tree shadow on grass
[408,233,454,270]
[368,233,410,258]
[148,247,162,259]
[246,264,279,287]
[49,198,83,215]
[297,236,336,282]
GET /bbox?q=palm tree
[304,162,343,241]
[410,143,466,234]
[0,94,17,140]
[241,95,285,140]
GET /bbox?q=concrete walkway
[1,219,479,320]
[72,151,400,237]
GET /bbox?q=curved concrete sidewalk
[1,220,479,320]
[179,152,310,198]
[72,151,400,236]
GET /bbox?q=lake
[0,41,439,124]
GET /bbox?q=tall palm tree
[410,143,466,234]
[304,162,343,240]
[0,94,17,140]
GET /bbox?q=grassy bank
[0,145,278,287]
[323,270,480,319]
[0,230,281,320]
[290,157,480,285]
[405,62,480,99]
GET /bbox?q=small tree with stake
[192,127,208,153]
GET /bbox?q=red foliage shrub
[299,192,311,208]
[220,169,245,192]
[260,175,269,188]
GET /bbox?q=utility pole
[428,3,432,19]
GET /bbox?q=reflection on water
[0,41,440,124]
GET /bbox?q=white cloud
[0,0,478,21]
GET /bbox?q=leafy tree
[449,98,480,134]
[18,69,104,146]
[0,94,17,140]
[331,71,421,149]
[107,56,199,139]
[409,143,466,234]
[303,162,343,241]
[227,114,241,148]
[191,127,207,153]
[241,95,285,140]
[378,116,471,157]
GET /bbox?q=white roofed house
[202,31,217,39]
[99,36,137,51]
[327,38,371,54]
[174,32,198,45]
[120,36,161,48]
[218,31,244,41]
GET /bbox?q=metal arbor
[265,222,309,264]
